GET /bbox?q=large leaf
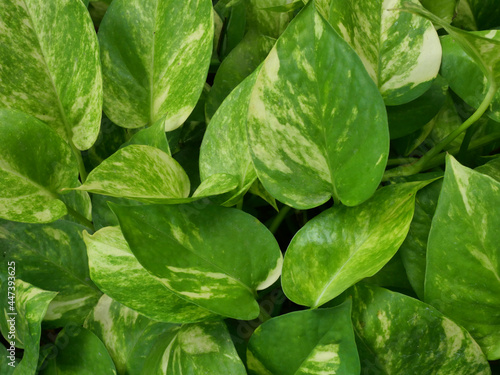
[350,284,491,374]
[84,227,216,323]
[425,155,500,359]
[0,220,101,328]
[247,2,389,209]
[247,301,360,375]
[40,327,116,374]
[282,181,430,308]
[75,145,190,203]
[328,0,442,105]
[0,0,102,150]
[441,30,500,122]
[141,322,246,375]
[99,0,213,130]
[0,280,57,375]
[84,295,174,375]
[111,202,283,320]
[0,109,79,223]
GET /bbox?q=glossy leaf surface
[247,3,389,209]
[99,0,213,130]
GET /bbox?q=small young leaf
[247,2,389,209]
[99,0,213,130]
[247,301,360,375]
[0,0,102,150]
[0,110,79,223]
[121,117,171,155]
[328,0,442,105]
[282,181,432,308]
[84,227,217,323]
[111,202,283,320]
[425,155,500,360]
[142,322,246,375]
[351,284,491,374]
[84,295,175,375]
[75,145,190,203]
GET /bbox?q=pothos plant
[0,0,499,373]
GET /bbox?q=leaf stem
[269,205,292,234]
[383,82,497,180]
[66,206,94,231]
[71,144,88,183]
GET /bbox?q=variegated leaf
[0,220,102,328]
[351,284,491,374]
[247,2,389,209]
[75,145,190,203]
[247,301,360,375]
[121,117,171,155]
[0,279,57,375]
[0,0,102,150]
[246,0,292,38]
[441,30,500,122]
[39,327,116,374]
[99,0,213,130]
[420,0,458,24]
[328,0,442,105]
[111,202,283,320]
[282,181,430,308]
[84,295,174,375]
[60,190,93,224]
[205,31,275,120]
[0,344,16,374]
[425,155,500,360]
[141,322,246,375]
[84,227,217,323]
[0,109,79,223]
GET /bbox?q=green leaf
[111,202,283,320]
[84,227,217,323]
[0,279,57,375]
[247,2,389,209]
[420,0,458,24]
[99,0,213,130]
[282,181,430,308]
[387,75,448,139]
[75,145,190,203]
[441,30,500,122]
[60,190,93,224]
[453,0,500,30]
[84,295,174,375]
[206,31,275,120]
[398,179,442,299]
[0,109,79,223]
[351,284,491,374]
[328,0,442,105]
[141,322,246,375]
[247,301,360,375]
[425,155,500,359]
[0,344,16,375]
[40,327,117,374]
[91,195,143,230]
[0,0,102,150]
[476,157,500,182]
[246,0,292,38]
[0,220,102,328]
[121,117,171,155]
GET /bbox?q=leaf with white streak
[39,327,117,375]
[0,0,102,150]
[350,284,491,374]
[75,145,191,203]
[141,322,246,375]
[247,2,389,209]
[111,202,283,320]
[84,295,174,375]
[0,109,79,223]
[0,220,102,328]
[84,227,217,323]
[328,0,442,105]
[0,280,57,375]
[282,181,431,308]
[247,300,360,375]
[98,0,213,130]
[425,155,500,360]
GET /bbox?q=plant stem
[269,205,292,234]
[383,82,498,180]
[71,144,88,183]
[66,206,94,231]
[386,157,418,166]
[236,198,244,210]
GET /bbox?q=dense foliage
[0,0,499,373]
